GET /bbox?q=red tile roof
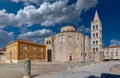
[103,46,120,48]
[0,48,6,51]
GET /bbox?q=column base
[23,75,31,78]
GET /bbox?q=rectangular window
[20,53,22,58]
[33,54,36,58]
[40,48,43,52]
[116,51,118,57]
[33,47,36,51]
[40,54,44,59]
[111,52,113,58]
[24,44,27,51]
[24,53,27,59]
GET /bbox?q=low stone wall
[109,64,120,74]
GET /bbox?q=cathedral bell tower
[91,10,103,62]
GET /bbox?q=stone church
[45,26,90,62]
[45,10,120,63]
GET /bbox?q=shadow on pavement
[87,75,99,78]
[87,73,120,78]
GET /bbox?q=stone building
[6,39,46,63]
[103,46,120,60]
[45,26,90,63]
[0,48,6,62]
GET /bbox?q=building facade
[103,46,120,60]
[45,26,90,63]
[0,48,6,62]
[90,11,120,62]
[6,39,46,63]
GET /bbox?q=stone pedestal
[23,58,31,78]
[23,75,31,78]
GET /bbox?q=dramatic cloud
[109,39,120,46]
[0,0,98,27]
[0,30,14,48]
[0,9,18,28]
[18,29,54,43]
[77,26,91,34]
[76,0,98,10]
[12,0,64,5]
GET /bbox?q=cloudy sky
[0,0,120,48]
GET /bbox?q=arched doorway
[69,56,72,61]
[47,49,52,62]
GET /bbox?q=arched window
[93,33,95,38]
[96,25,98,30]
[96,33,98,37]
[93,41,95,45]
[96,48,98,52]
[93,26,95,30]
[96,41,98,45]
[49,41,51,44]
[93,48,95,52]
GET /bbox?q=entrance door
[69,56,72,61]
[47,49,52,62]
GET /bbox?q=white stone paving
[35,61,120,78]
[0,61,119,78]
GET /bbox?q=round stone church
[45,26,90,63]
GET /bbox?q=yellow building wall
[6,40,46,63]
[6,41,18,63]
[18,41,46,61]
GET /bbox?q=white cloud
[109,39,120,46]
[12,0,65,5]
[18,29,54,43]
[77,26,91,33]
[0,30,14,48]
[76,0,98,10]
[0,0,98,27]
[0,9,19,27]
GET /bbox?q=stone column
[23,58,31,78]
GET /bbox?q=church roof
[61,26,76,32]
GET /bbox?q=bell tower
[91,10,102,53]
